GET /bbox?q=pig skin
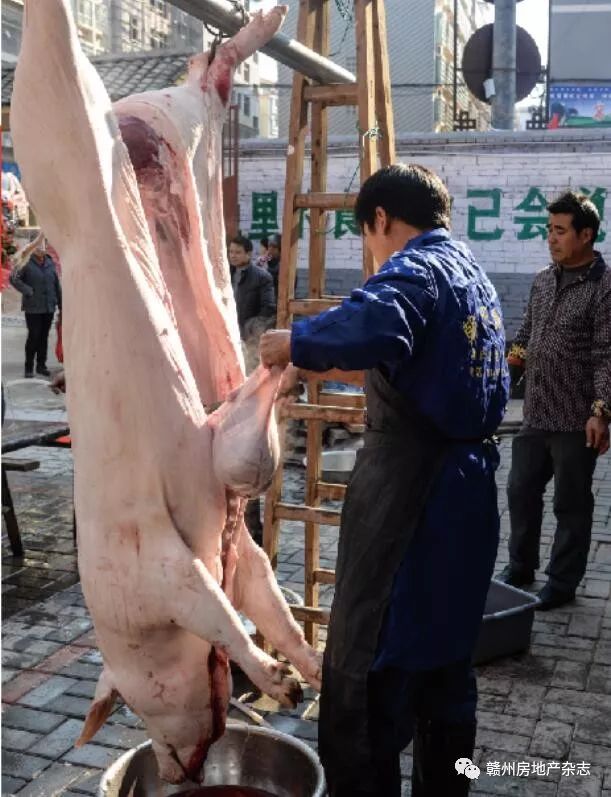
[11,0,321,784]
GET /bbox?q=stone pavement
[2,309,611,796]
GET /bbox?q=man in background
[228,234,276,543]
[498,191,610,610]
[10,238,61,378]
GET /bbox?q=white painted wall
[238,132,611,276]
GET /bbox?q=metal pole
[491,0,517,129]
[453,0,458,123]
[170,0,356,85]
[545,0,552,120]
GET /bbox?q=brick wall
[237,129,611,338]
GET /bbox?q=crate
[473,579,540,665]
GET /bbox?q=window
[244,63,250,83]
[433,93,442,124]
[252,116,259,132]
[130,15,139,41]
[78,0,94,26]
[253,51,258,64]
[244,96,251,116]
[150,30,169,49]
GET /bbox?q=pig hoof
[302,650,323,692]
[250,653,304,708]
[153,742,186,784]
[274,675,303,709]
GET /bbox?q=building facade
[277,0,491,137]
[548,0,611,128]
[2,0,108,63]
[107,0,203,53]
[1,0,278,138]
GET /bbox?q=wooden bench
[2,457,41,557]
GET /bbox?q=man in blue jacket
[260,164,509,796]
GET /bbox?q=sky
[516,0,550,66]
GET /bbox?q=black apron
[319,368,450,796]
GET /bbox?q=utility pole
[491,0,517,129]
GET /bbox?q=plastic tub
[473,579,540,665]
[303,450,357,485]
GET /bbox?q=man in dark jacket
[265,233,281,298]
[228,234,276,544]
[261,164,509,796]
[10,240,62,378]
[498,191,610,610]
[228,235,276,337]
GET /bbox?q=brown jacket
[508,253,611,431]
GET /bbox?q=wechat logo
[455,758,480,780]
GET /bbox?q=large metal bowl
[99,721,325,797]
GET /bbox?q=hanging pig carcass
[11,0,321,784]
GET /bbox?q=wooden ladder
[262,0,396,648]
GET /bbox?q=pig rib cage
[259,0,396,649]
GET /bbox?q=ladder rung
[316,481,347,501]
[281,403,365,424]
[303,84,358,106]
[289,298,344,315]
[319,391,366,409]
[295,192,358,210]
[318,369,365,388]
[313,568,336,585]
[275,502,342,526]
[289,604,331,625]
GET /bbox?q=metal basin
[99,721,325,797]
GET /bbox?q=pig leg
[164,542,303,708]
[234,531,323,691]
[151,741,187,785]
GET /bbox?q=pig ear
[75,670,119,747]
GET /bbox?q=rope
[344,122,384,197]
[329,0,354,58]
[305,123,384,238]
[335,0,354,21]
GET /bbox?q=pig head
[11,0,321,784]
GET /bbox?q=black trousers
[362,659,477,797]
[507,429,597,593]
[25,312,54,371]
[244,497,262,543]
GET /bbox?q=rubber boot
[411,719,477,796]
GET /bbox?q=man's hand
[585,416,610,455]
[260,330,291,368]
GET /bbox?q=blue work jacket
[290,229,510,670]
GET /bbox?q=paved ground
[2,293,611,796]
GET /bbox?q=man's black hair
[547,191,600,244]
[260,237,269,248]
[230,234,253,253]
[354,163,451,233]
[268,233,281,247]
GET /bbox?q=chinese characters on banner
[248,188,607,243]
[467,187,607,242]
